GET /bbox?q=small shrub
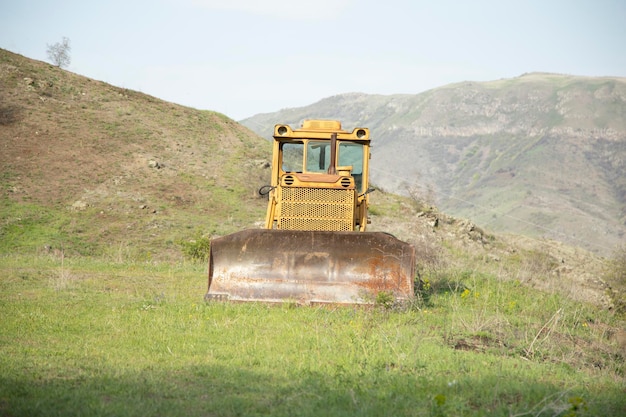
[406,182,436,213]
[604,245,626,317]
[522,248,559,276]
[414,237,444,279]
[375,291,395,309]
[414,276,433,306]
[179,234,211,262]
[0,105,21,125]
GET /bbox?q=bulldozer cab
[205,120,415,305]
[265,120,371,232]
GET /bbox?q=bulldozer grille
[278,187,355,231]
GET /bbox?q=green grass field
[1,255,624,417]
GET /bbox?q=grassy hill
[1,48,626,417]
[1,48,272,261]
[241,74,626,256]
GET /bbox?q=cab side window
[281,142,304,172]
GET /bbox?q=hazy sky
[2,0,625,120]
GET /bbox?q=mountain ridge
[241,73,626,255]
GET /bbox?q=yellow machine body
[206,120,415,304]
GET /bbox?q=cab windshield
[280,140,365,191]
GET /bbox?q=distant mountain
[241,73,626,255]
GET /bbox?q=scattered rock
[486,254,500,263]
[148,160,163,169]
[247,159,270,169]
[71,200,88,211]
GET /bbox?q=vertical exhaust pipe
[327,133,337,175]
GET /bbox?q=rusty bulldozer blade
[205,229,415,305]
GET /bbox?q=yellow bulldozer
[205,120,415,304]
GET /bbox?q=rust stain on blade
[205,229,415,304]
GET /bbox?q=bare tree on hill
[46,37,71,68]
